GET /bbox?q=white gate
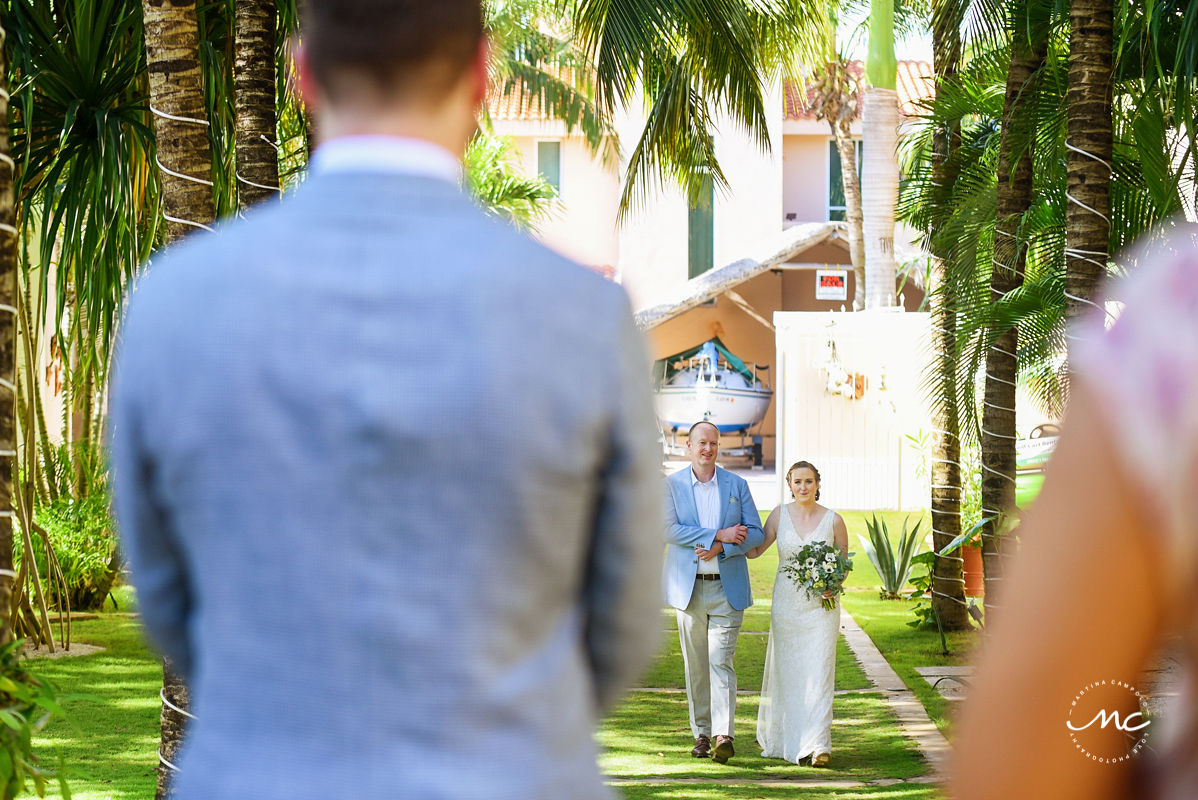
[774,311,931,511]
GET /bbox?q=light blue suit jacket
[663,466,764,611]
[109,172,664,800]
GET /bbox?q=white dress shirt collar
[690,467,717,487]
[309,135,462,183]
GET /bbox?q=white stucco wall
[615,83,785,310]
[497,121,622,271]
[782,135,833,224]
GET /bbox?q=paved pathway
[838,607,951,776]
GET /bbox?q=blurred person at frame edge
[108,2,664,798]
[952,223,1198,800]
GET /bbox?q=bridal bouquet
[781,542,853,610]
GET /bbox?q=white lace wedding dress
[757,507,839,762]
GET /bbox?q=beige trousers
[677,578,744,739]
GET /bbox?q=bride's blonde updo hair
[786,461,822,500]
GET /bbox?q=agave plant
[858,514,923,600]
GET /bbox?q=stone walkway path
[838,607,951,776]
[610,607,950,790]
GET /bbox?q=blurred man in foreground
[110,2,663,797]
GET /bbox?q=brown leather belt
[696,573,721,581]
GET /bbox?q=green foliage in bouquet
[858,514,922,600]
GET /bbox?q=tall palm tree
[903,0,1198,626]
[5,0,159,648]
[812,58,866,309]
[488,0,618,164]
[142,0,217,242]
[141,1,215,794]
[0,17,16,646]
[926,0,971,630]
[861,0,899,308]
[977,0,1045,610]
[572,0,825,215]
[1063,0,1113,346]
[234,0,279,209]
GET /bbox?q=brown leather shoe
[712,735,735,763]
[691,735,711,758]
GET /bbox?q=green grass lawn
[22,513,963,799]
[600,692,925,781]
[27,614,160,799]
[616,788,940,800]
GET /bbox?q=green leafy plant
[463,133,559,231]
[29,495,119,613]
[0,640,71,798]
[857,514,922,600]
[906,551,936,626]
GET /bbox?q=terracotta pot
[962,543,985,597]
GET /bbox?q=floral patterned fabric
[1075,226,1198,585]
[1074,225,1198,800]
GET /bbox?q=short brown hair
[302,0,483,103]
[688,420,720,439]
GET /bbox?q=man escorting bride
[663,421,764,764]
[749,461,849,767]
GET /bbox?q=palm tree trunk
[0,19,18,646]
[1063,0,1113,347]
[862,0,898,309]
[928,0,970,630]
[979,3,1046,616]
[143,0,217,242]
[234,0,280,210]
[836,128,866,310]
[141,1,216,795]
[816,61,866,310]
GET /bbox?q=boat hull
[655,384,773,434]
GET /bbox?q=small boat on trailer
[653,339,773,459]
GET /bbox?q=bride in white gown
[748,461,849,766]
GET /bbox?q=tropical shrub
[857,514,922,600]
[27,495,119,613]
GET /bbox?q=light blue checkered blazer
[110,172,664,799]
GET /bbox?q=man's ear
[293,41,321,112]
[469,38,490,111]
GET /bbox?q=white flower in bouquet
[781,541,854,610]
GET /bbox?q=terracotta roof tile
[488,83,555,122]
[784,60,934,121]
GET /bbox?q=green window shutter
[537,140,561,193]
[827,140,862,222]
[688,176,714,279]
